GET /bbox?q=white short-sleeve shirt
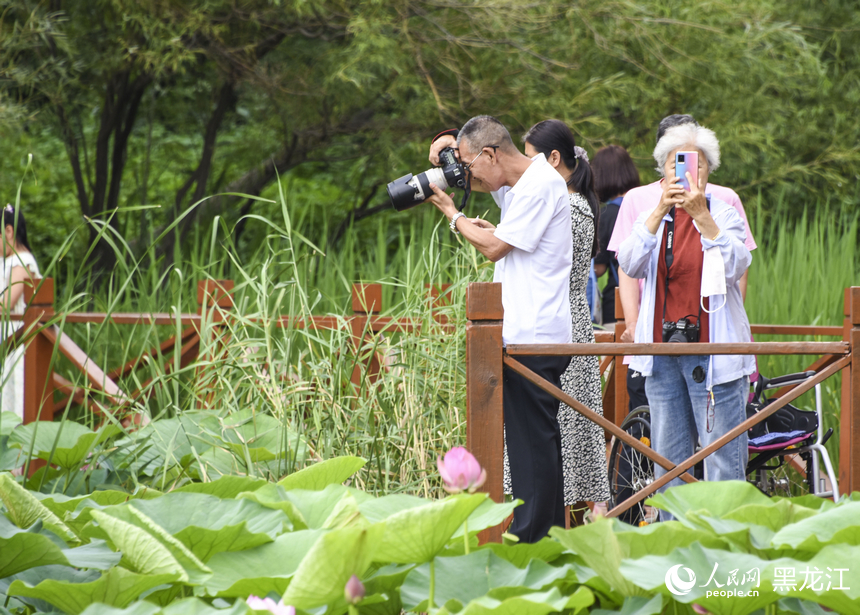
[491,154,573,345]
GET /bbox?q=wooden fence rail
[465,282,859,543]
[11,276,858,543]
[13,278,454,426]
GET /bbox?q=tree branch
[328,184,384,246]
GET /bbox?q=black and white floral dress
[504,192,610,505]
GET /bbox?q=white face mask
[700,246,726,313]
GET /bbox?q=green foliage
[2,0,859,274]
[3,470,860,614]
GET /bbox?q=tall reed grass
[744,193,858,467]
[3,182,857,497]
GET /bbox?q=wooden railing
[465,283,858,543]
[13,278,455,426]
[12,276,858,540]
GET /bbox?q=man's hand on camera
[429,135,458,166]
[427,183,457,219]
[427,183,513,262]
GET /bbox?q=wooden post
[22,278,56,424]
[613,287,630,426]
[351,283,383,388]
[465,282,504,543]
[426,283,452,324]
[197,279,235,312]
[840,287,860,493]
[196,280,233,407]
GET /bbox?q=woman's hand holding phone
[681,171,720,240]
[645,175,685,235]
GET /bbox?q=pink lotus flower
[692,605,711,615]
[344,574,365,604]
[246,595,295,615]
[437,447,487,494]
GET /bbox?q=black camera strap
[458,182,471,212]
[661,208,676,323]
[661,196,711,331]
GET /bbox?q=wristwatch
[449,212,466,234]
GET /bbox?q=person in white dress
[1,205,41,421]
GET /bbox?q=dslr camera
[386,147,469,211]
[662,317,700,343]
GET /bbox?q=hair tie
[574,146,589,163]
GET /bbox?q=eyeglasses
[464,145,500,173]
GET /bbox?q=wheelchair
[607,371,839,526]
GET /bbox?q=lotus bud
[692,605,711,615]
[246,595,296,615]
[437,446,487,494]
[344,574,366,604]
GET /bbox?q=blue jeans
[645,355,748,517]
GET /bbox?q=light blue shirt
[617,196,755,389]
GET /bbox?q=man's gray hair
[653,123,721,175]
[457,115,517,155]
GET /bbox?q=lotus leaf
[0,412,22,437]
[0,522,73,577]
[436,587,590,615]
[281,524,383,609]
[201,529,324,597]
[771,501,860,552]
[172,475,268,498]
[589,595,663,615]
[199,411,307,463]
[550,516,726,597]
[372,493,486,564]
[79,598,251,614]
[9,421,121,469]
[483,538,567,568]
[620,541,860,615]
[452,498,521,538]
[8,567,179,614]
[645,480,772,526]
[400,549,577,611]
[88,510,194,581]
[1,565,101,613]
[117,492,290,560]
[277,455,366,490]
[0,472,79,543]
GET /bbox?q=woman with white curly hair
[618,123,754,519]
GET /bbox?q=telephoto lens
[386,147,468,211]
[386,168,450,211]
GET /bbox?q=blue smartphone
[675,151,699,191]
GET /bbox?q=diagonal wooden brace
[606,354,851,519]
[502,355,698,484]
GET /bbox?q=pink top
[606,180,757,255]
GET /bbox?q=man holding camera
[426,115,572,542]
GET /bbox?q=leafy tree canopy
[0,0,858,272]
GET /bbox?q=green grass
[3,180,857,497]
[744,193,858,469]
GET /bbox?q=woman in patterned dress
[502,120,610,509]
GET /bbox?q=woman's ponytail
[523,120,600,257]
